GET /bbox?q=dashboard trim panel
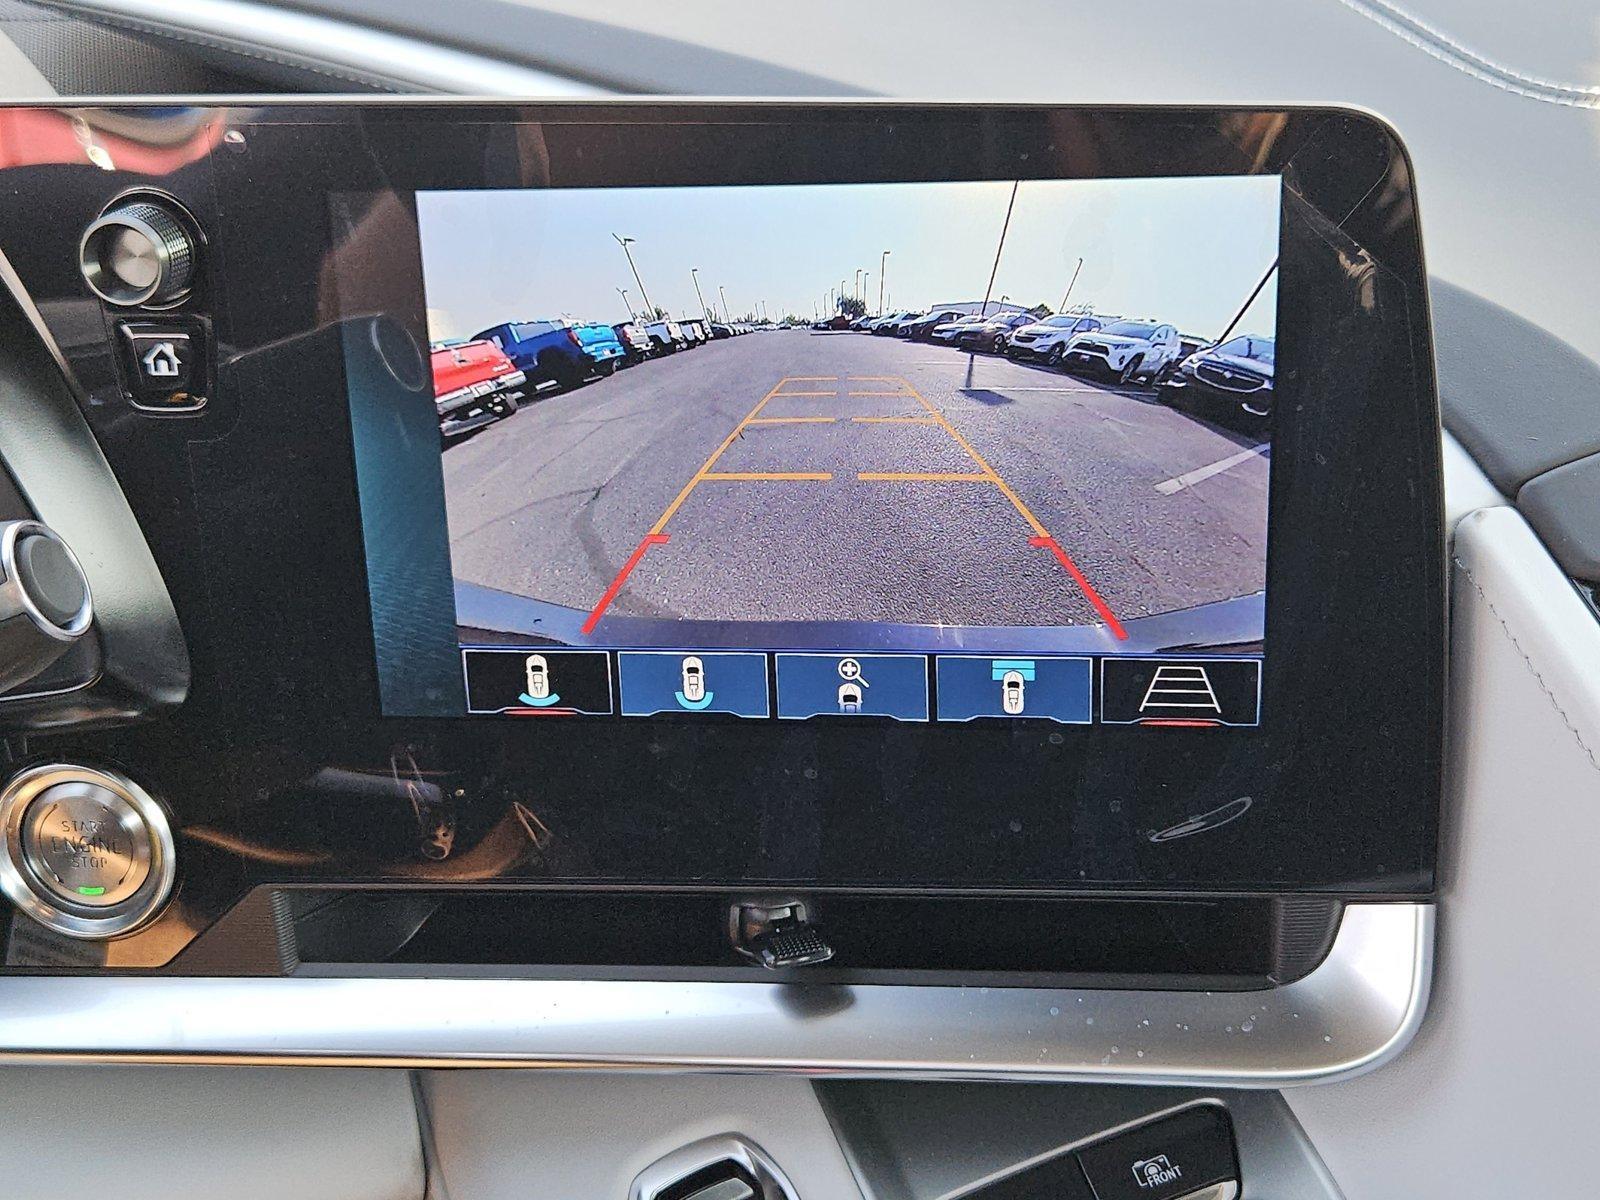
[0,902,1431,1084]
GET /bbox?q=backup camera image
[414,175,1278,716]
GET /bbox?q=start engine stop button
[0,764,174,938]
[20,782,152,908]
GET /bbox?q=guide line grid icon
[1138,664,1222,714]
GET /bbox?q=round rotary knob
[78,198,198,307]
[0,520,92,693]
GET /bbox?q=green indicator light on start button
[76,886,106,896]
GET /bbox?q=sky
[417,175,1280,343]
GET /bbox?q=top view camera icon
[518,653,561,707]
[1000,669,1026,714]
[675,655,715,710]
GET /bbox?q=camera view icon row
[463,649,1260,726]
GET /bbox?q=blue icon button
[617,651,770,717]
[775,653,929,721]
[935,655,1093,723]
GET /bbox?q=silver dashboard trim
[44,0,607,96]
[0,903,1432,1084]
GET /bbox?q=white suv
[1062,320,1182,383]
[1005,314,1103,364]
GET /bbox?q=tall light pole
[690,267,710,325]
[828,287,834,314]
[879,249,889,315]
[1060,256,1084,312]
[979,180,1020,317]
[617,286,633,318]
[854,269,862,301]
[1215,258,1278,345]
[717,286,729,323]
[613,234,654,318]
[839,280,846,311]
[863,274,870,312]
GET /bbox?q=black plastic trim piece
[0,251,189,729]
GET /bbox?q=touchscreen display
[365,174,1279,726]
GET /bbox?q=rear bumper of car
[435,368,527,416]
[1164,373,1274,418]
[1063,350,1112,373]
[1007,342,1052,360]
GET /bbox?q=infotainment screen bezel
[1,102,1443,909]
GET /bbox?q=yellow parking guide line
[703,472,834,481]
[747,416,838,425]
[787,376,839,382]
[647,375,796,534]
[894,375,1051,539]
[850,416,938,424]
[848,390,909,396]
[857,472,991,482]
[774,390,837,397]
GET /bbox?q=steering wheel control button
[20,783,150,907]
[618,651,769,717]
[461,647,613,715]
[14,532,89,627]
[0,520,93,693]
[79,197,198,306]
[0,764,175,939]
[1075,1105,1239,1200]
[115,319,207,412]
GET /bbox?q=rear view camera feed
[412,175,1278,725]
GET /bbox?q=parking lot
[442,330,1268,646]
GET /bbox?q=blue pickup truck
[471,319,626,392]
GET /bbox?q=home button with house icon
[114,319,206,412]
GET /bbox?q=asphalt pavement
[441,331,1268,641]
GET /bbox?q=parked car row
[831,305,1274,430]
[430,314,752,439]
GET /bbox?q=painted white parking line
[1155,443,1270,495]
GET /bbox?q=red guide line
[582,533,670,635]
[1140,718,1221,728]
[1028,535,1129,641]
